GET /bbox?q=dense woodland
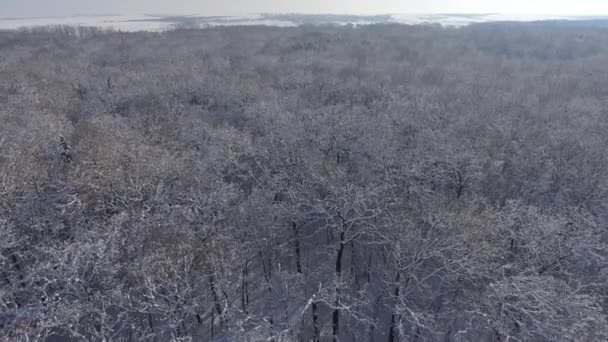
[2,22,608,341]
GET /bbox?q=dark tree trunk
[293,222,302,274]
[333,231,346,342]
[260,253,274,339]
[209,274,222,318]
[312,300,320,342]
[369,294,382,342]
[368,323,375,342]
[262,252,272,285]
[211,308,215,340]
[241,261,249,314]
[351,242,359,290]
[332,307,340,342]
[367,252,373,284]
[388,272,401,342]
[455,170,464,199]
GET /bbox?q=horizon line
[3,12,608,20]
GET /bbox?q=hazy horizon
[2,0,608,18]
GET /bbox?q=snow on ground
[389,13,574,26]
[0,14,298,31]
[0,13,587,31]
[0,15,168,31]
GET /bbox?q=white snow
[0,13,585,31]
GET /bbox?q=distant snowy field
[0,13,588,31]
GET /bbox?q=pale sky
[1,0,607,17]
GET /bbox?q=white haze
[2,0,608,18]
[0,13,589,32]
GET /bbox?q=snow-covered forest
[2,22,608,341]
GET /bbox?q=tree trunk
[368,323,375,342]
[211,308,215,340]
[367,252,373,284]
[455,170,464,199]
[351,242,359,290]
[293,222,302,274]
[388,272,401,342]
[333,231,346,342]
[262,252,272,285]
[241,261,249,314]
[312,300,320,342]
[209,275,222,318]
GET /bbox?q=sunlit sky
[2,0,607,17]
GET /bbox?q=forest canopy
[2,22,608,341]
